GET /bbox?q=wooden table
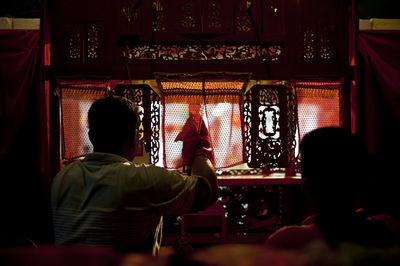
[181,174,302,236]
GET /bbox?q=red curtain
[0,30,51,243]
[57,81,108,160]
[0,30,40,160]
[358,30,400,154]
[294,82,342,142]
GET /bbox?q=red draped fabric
[358,31,400,154]
[0,30,41,160]
[0,30,52,242]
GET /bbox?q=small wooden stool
[180,199,227,236]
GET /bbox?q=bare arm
[190,155,219,211]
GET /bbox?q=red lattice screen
[159,76,247,169]
[295,82,342,142]
[59,81,108,160]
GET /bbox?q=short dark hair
[88,96,138,151]
[300,127,366,202]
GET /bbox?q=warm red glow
[60,86,106,159]
[205,82,245,90]
[161,81,203,90]
[295,82,341,141]
[45,43,51,66]
[294,81,341,86]
[160,81,245,91]
[45,81,50,148]
[351,80,356,134]
[350,56,355,66]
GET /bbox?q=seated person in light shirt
[265,127,398,250]
[51,96,218,254]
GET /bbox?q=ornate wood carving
[235,0,253,32]
[110,83,159,163]
[150,89,161,164]
[122,0,140,23]
[286,87,297,164]
[246,85,296,169]
[66,24,83,61]
[243,89,252,163]
[206,0,223,30]
[152,0,166,31]
[176,0,202,33]
[52,0,351,80]
[301,26,317,62]
[87,23,102,61]
[110,84,145,141]
[65,22,103,63]
[124,43,282,61]
[319,24,335,61]
[301,24,336,63]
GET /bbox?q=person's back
[52,96,218,254]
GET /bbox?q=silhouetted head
[300,127,367,213]
[88,96,139,160]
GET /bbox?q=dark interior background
[1,0,400,19]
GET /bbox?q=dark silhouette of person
[265,127,398,249]
[52,96,218,254]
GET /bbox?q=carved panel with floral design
[301,26,317,62]
[87,23,102,61]
[206,0,223,29]
[301,24,336,63]
[236,0,253,32]
[152,0,166,32]
[66,24,83,61]
[319,24,335,61]
[124,43,282,62]
[65,22,103,63]
[175,0,202,33]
